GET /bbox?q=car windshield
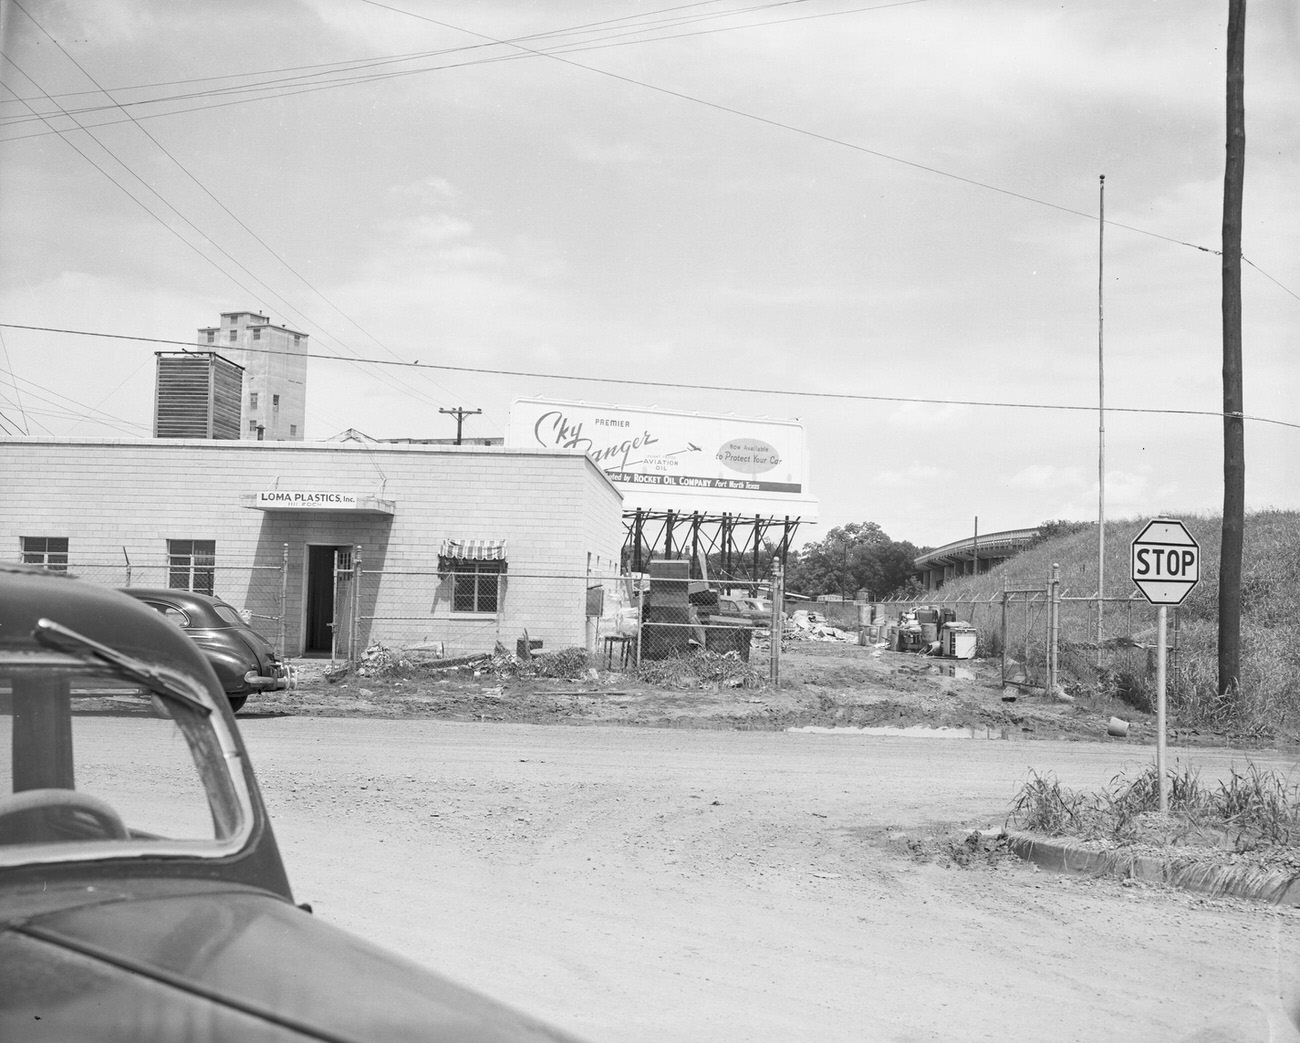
[0,653,252,866]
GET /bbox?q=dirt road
[237,719,1300,1043]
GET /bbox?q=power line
[2,7,483,425]
[0,327,30,434]
[0,0,860,130]
[5,322,1297,431]
[10,1,475,418]
[0,0,865,118]
[3,4,1295,300]
[4,2,1294,292]
[1,370,151,436]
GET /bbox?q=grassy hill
[940,510,1299,737]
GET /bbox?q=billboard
[507,398,818,520]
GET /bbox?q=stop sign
[1131,518,1200,605]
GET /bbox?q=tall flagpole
[1097,174,1106,664]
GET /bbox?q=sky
[1,0,1297,550]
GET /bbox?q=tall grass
[964,510,1300,736]
[1008,763,1300,849]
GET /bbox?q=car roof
[122,588,235,611]
[122,590,227,606]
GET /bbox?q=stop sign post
[1130,518,1200,813]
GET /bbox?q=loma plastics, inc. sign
[255,491,358,508]
[507,398,819,519]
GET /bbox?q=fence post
[277,542,289,656]
[769,560,784,687]
[1000,577,1008,687]
[1048,563,1061,696]
[350,545,362,661]
[635,580,644,671]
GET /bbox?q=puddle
[927,662,975,680]
[787,725,1009,740]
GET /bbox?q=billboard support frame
[623,509,802,590]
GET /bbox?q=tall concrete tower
[197,311,308,440]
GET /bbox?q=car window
[213,605,245,627]
[0,663,250,864]
[150,604,190,628]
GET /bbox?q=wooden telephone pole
[439,406,481,446]
[1219,0,1246,700]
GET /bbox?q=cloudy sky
[1,0,1296,548]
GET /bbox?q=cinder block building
[1,438,622,658]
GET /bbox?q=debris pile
[355,642,413,678]
[635,650,764,690]
[785,610,854,643]
[483,646,594,681]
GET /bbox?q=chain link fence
[21,556,289,653]
[351,565,631,663]
[874,571,1177,702]
[29,550,1174,702]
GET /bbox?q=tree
[785,522,921,599]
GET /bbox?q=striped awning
[438,539,507,561]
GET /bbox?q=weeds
[1008,762,1300,851]
[1216,763,1300,846]
[1009,772,1093,836]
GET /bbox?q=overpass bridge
[913,527,1039,589]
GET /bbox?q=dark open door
[305,546,341,655]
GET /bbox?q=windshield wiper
[34,618,212,716]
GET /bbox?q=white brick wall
[1,438,622,657]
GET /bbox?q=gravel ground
[233,718,1300,1043]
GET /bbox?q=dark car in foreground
[0,564,584,1042]
[120,587,291,712]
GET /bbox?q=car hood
[0,886,582,1043]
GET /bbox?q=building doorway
[304,544,351,656]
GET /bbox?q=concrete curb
[1004,831,1300,906]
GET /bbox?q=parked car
[716,595,772,624]
[0,564,585,1042]
[120,587,290,712]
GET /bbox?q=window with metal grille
[205,330,215,344]
[168,539,216,595]
[250,391,258,408]
[452,561,504,614]
[228,329,237,343]
[21,536,68,572]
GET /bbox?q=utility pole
[1219,0,1246,701]
[1097,173,1106,666]
[439,406,481,446]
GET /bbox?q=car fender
[190,643,252,693]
